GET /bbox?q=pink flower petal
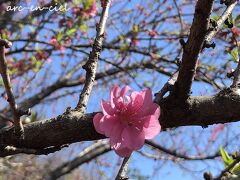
[120,85,131,97]
[137,102,160,118]
[100,116,118,137]
[112,86,120,97]
[113,97,124,110]
[93,86,162,157]
[110,86,120,107]
[101,100,115,115]
[93,113,105,134]
[109,121,124,146]
[122,126,145,150]
[113,143,132,157]
[141,88,153,107]
[143,105,160,127]
[143,115,161,139]
[131,89,159,117]
[127,93,143,115]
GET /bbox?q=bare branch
[1,88,240,156]
[155,71,179,103]
[46,140,220,180]
[0,145,68,157]
[146,140,219,160]
[213,155,240,180]
[76,0,111,113]
[174,0,214,99]
[47,141,111,180]
[231,53,240,88]
[0,39,24,136]
[173,0,184,38]
[206,0,238,43]
[16,60,168,110]
[115,157,130,180]
[230,25,240,88]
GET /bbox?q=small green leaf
[212,16,220,22]
[132,24,139,33]
[229,48,239,62]
[83,0,93,9]
[232,163,240,175]
[144,81,151,87]
[30,112,38,122]
[220,146,234,166]
[80,24,88,32]
[120,43,129,52]
[67,27,77,36]
[56,30,64,41]
[229,13,235,26]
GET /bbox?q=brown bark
[1,88,240,157]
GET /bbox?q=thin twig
[115,156,131,180]
[231,50,240,88]
[206,0,238,43]
[146,140,219,160]
[0,144,68,157]
[173,0,184,38]
[214,155,240,180]
[0,39,24,137]
[76,0,111,113]
[47,140,110,180]
[154,71,178,103]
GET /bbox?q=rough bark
[1,88,240,156]
[175,0,214,99]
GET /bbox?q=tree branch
[213,155,240,180]
[174,0,214,99]
[231,53,240,88]
[206,0,238,43]
[115,157,130,180]
[0,145,68,157]
[155,71,179,103]
[76,0,111,113]
[1,88,240,157]
[0,39,24,136]
[146,140,219,160]
[46,140,111,180]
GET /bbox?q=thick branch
[1,88,240,157]
[160,88,240,129]
[0,110,104,151]
[174,0,214,99]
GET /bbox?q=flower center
[120,116,133,126]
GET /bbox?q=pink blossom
[93,86,161,157]
[232,27,240,36]
[132,37,139,47]
[49,38,65,53]
[147,30,158,37]
[82,0,97,18]
[49,38,58,46]
[209,124,224,142]
[87,0,97,17]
